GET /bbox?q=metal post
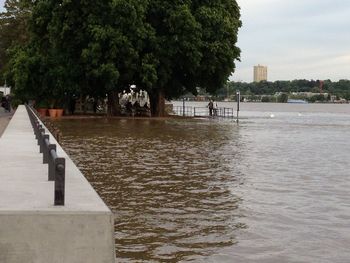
[43,136,50,163]
[25,103,66,206]
[236,90,240,123]
[34,121,39,139]
[182,98,185,117]
[41,134,49,155]
[39,128,45,148]
[37,127,43,147]
[54,158,65,206]
[48,145,57,178]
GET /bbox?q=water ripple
[57,118,245,262]
[55,107,350,262]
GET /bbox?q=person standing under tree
[208,100,214,116]
[213,101,218,116]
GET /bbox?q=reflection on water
[56,118,246,262]
[55,103,350,262]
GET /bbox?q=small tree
[277,93,288,103]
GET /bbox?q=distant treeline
[217,79,350,100]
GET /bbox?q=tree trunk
[150,89,165,117]
[107,91,120,116]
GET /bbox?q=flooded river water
[55,102,350,262]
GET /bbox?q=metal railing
[173,106,235,118]
[215,107,235,118]
[173,106,193,116]
[25,104,65,206]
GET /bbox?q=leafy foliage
[0,0,33,83]
[4,0,241,115]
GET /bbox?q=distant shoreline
[176,100,349,104]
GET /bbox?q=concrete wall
[0,214,114,263]
[0,106,115,263]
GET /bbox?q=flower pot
[56,109,64,118]
[48,109,57,118]
[37,108,47,117]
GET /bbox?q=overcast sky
[1,0,349,82]
[234,0,350,82]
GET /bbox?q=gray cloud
[232,0,350,82]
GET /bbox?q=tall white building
[253,65,268,82]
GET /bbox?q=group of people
[119,89,151,116]
[0,95,11,112]
[208,99,218,116]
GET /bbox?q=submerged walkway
[0,105,115,263]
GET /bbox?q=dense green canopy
[3,0,241,115]
[0,0,32,83]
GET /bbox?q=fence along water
[25,104,65,206]
[173,106,235,118]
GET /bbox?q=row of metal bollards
[25,104,65,206]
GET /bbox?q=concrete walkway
[0,106,115,263]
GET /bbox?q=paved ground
[0,105,115,262]
[0,105,112,211]
[0,108,13,137]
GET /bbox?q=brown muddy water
[55,103,350,262]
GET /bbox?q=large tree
[138,0,241,116]
[27,0,154,114]
[0,0,33,84]
[81,0,154,115]
[6,0,241,116]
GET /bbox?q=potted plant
[55,96,65,118]
[48,97,65,118]
[56,108,64,118]
[36,100,49,117]
[48,98,60,118]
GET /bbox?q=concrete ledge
[0,214,114,263]
[0,106,115,262]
